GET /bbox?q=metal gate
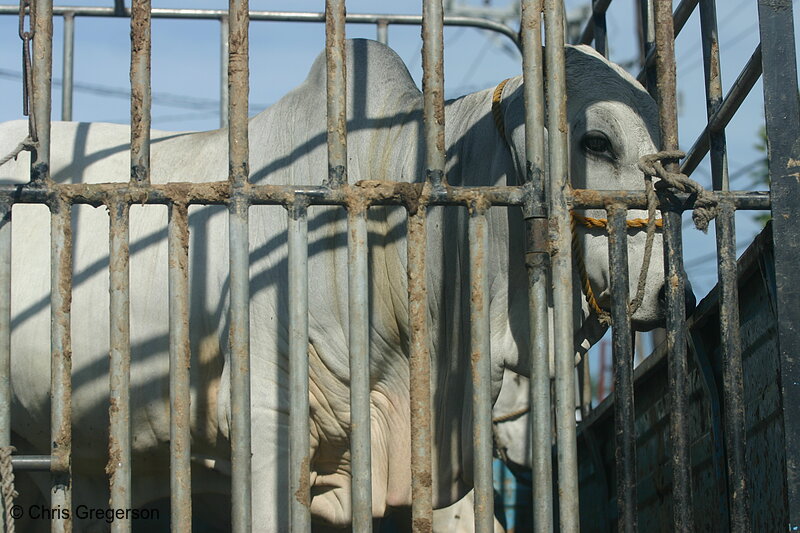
[0,1,796,532]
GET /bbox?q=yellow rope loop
[491,78,511,144]
[571,214,611,325]
[571,212,664,230]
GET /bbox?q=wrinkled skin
[0,40,665,531]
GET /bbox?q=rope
[491,78,511,144]
[0,136,36,169]
[638,150,718,232]
[0,446,17,533]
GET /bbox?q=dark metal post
[609,204,637,533]
[758,0,800,529]
[698,1,750,531]
[653,1,694,530]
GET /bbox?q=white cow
[0,39,668,531]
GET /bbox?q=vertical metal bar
[0,202,10,449]
[376,20,388,45]
[219,15,229,128]
[130,0,151,184]
[288,201,311,533]
[168,202,192,533]
[592,5,607,57]
[698,1,750,531]
[422,0,446,189]
[653,1,693,529]
[638,0,657,92]
[469,204,494,533]
[544,1,579,531]
[228,2,251,531]
[408,205,433,533]
[757,0,800,529]
[108,201,132,533]
[50,200,72,533]
[61,13,74,121]
[325,0,347,188]
[608,205,637,533]
[520,2,553,531]
[347,206,372,532]
[31,0,53,184]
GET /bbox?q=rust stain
[294,454,311,507]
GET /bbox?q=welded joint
[467,194,490,216]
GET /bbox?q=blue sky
[0,0,797,300]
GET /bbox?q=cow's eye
[581,131,613,157]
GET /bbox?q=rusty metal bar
[130,0,151,184]
[288,201,311,533]
[468,203,494,533]
[408,205,433,532]
[325,0,347,188]
[31,0,53,185]
[228,2,251,531]
[635,0,699,86]
[0,184,769,211]
[653,1,694,529]
[608,204,637,533]
[61,12,74,121]
[347,206,372,531]
[698,1,750,530]
[544,1,579,531]
[758,0,800,528]
[520,1,553,531]
[422,0,445,189]
[0,203,9,449]
[108,201,132,533]
[228,0,249,189]
[50,200,72,533]
[168,202,192,532]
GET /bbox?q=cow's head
[496,45,693,342]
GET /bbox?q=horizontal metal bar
[0,6,520,48]
[681,45,763,177]
[0,184,770,210]
[10,455,53,471]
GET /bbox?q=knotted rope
[0,446,17,533]
[0,136,36,169]
[638,150,718,232]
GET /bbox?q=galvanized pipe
[288,201,311,533]
[422,0,446,188]
[31,0,53,184]
[220,16,229,128]
[0,6,521,48]
[168,202,192,532]
[10,455,52,470]
[544,1,580,531]
[325,0,347,188]
[130,0,151,184]
[108,201,132,533]
[228,197,252,533]
[347,206,372,531]
[653,1,694,529]
[61,12,74,121]
[50,200,73,533]
[407,206,433,532]
[376,19,388,45]
[698,1,750,530]
[520,1,553,531]
[468,204,494,533]
[0,203,9,449]
[608,204,637,533]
